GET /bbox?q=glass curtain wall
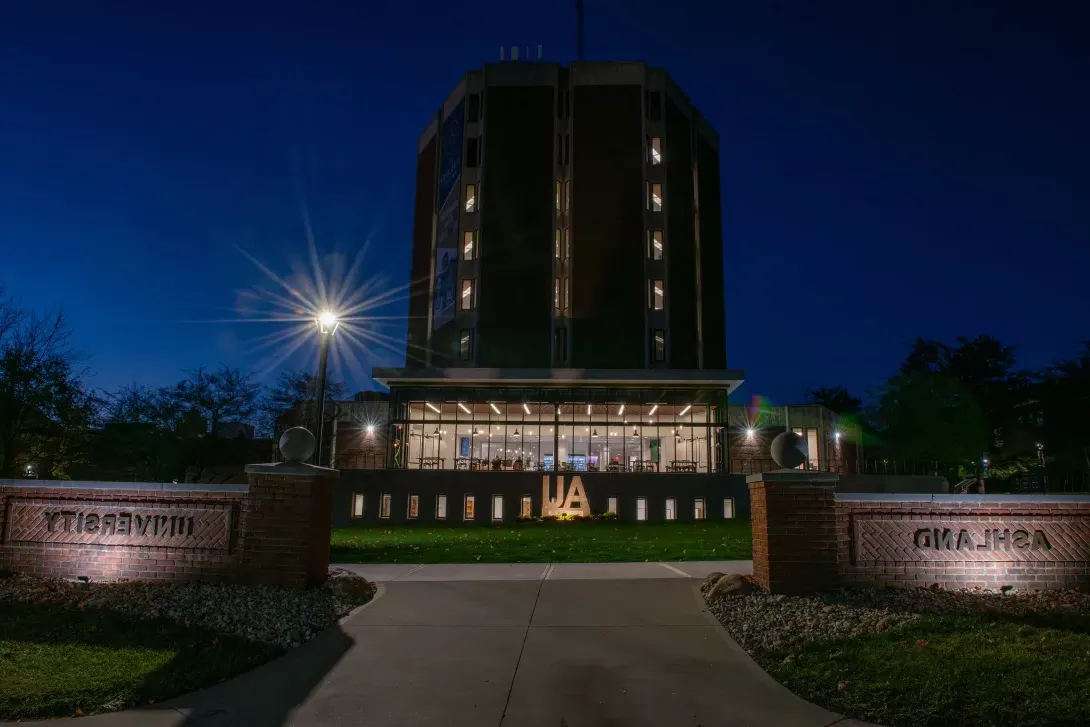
[402,393,720,472]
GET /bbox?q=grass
[0,600,281,720]
[764,611,1090,727]
[330,519,753,563]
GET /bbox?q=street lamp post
[314,311,340,465]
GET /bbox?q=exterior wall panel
[407,135,437,367]
[665,99,698,368]
[697,133,726,369]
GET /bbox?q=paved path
[11,562,871,727]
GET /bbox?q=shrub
[600,510,617,520]
[541,514,558,522]
[515,514,535,522]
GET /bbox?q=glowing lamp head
[317,311,340,335]
[745,428,755,439]
[834,431,841,440]
[366,424,375,436]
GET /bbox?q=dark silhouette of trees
[805,386,863,415]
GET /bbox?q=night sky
[2,1,1086,406]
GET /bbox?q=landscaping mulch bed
[702,574,1090,727]
[0,569,376,720]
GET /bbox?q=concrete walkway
[10,562,872,727]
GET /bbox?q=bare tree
[168,364,261,436]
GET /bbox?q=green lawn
[765,611,1090,727]
[0,600,280,720]
[330,519,752,563]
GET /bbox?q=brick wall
[836,495,1090,591]
[749,475,1090,593]
[1,468,335,588]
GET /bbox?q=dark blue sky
[2,1,1087,405]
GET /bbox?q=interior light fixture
[458,402,470,414]
[433,427,440,436]
[513,428,520,436]
[587,404,592,415]
[592,429,599,437]
[585,426,589,431]
[523,403,531,415]
[679,404,692,416]
[618,404,625,415]
[490,402,501,414]
[649,404,658,415]
[426,402,440,413]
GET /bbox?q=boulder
[708,573,752,599]
[702,571,725,591]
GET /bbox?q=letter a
[957,530,975,550]
[562,476,590,516]
[1031,530,1052,551]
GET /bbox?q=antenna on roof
[576,0,584,60]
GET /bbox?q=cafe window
[636,497,647,521]
[649,136,662,165]
[380,493,391,519]
[652,329,666,361]
[460,329,473,360]
[492,495,504,521]
[723,498,735,519]
[607,496,618,515]
[694,498,705,520]
[351,493,364,518]
[521,495,532,517]
[665,497,676,520]
[464,494,476,520]
[649,280,665,310]
[465,183,478,212]
[463,230,476,260]
[648,183,662,212]
[408,494,420,519]
[436,494,447,520]
[648,230,663,260]
[461,279,475,311]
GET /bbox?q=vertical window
[649,136,662,165]
[464,494,476,521]
[723,498,735,519]
[556,181,562,211]
[467,93,481,122]
[636,497,647,521]
[562,134,570,165]
[652,329,666,361]
[351,493,364,518]
[465,183,477,212]
[557,133,563,165]
[563,277,570,312]
[463,230,476,260]
[492,495,504,521]
[648,230,663,260]
[554,278,561,311]
[408,494,420,519]
[607,496,618,515]
[563,181,570,211]
[694,498,705,520]
[466,137,479,168]
[461,279,475,310]
[649,280,665,310]
[562,229,570,259]
[555,229,561,259]
[460,329,473,361]
[646,91,662,121]
[436,494,448,520]
[648,183,662,211]
[521,495,532,517]
[665,497,676,520]
[555,327,567,362]
[380,493,391,519]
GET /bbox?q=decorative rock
[709,573,752,599]
[822,605,836,614]
[702,572,725,591]
[876,615,893,632]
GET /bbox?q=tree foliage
[258,368,348,436]
[805,386,863,415]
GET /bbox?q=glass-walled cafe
[387,389,728,474]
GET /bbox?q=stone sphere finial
[279,427,316,464]
[770,431,807,469]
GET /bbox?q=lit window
[555,229,561,258]
[649,280,664,310]
[650,136,661,165]
[556,180,564,212]
[652,329,666,361]
[461,279,474,310]
[648,183,662,212]
[694,498,705,520]
[408,494,419,519]
[436,494,447,520]
[563,277,570,312]
[492,495,504,521]
[562,229,570,259]
[636,497,647,521]
[665,497,676,520]
[380,493,391,519]
[723,498,734,519]
[607,496,617,514]
[460,329,473,360]
[554,278,561,311]
[648,230,663,260]
[521,495,532,517]
[463,230,476,260]
[351,493,364,518]
[465,183,477,212]
[464,494,476,520]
